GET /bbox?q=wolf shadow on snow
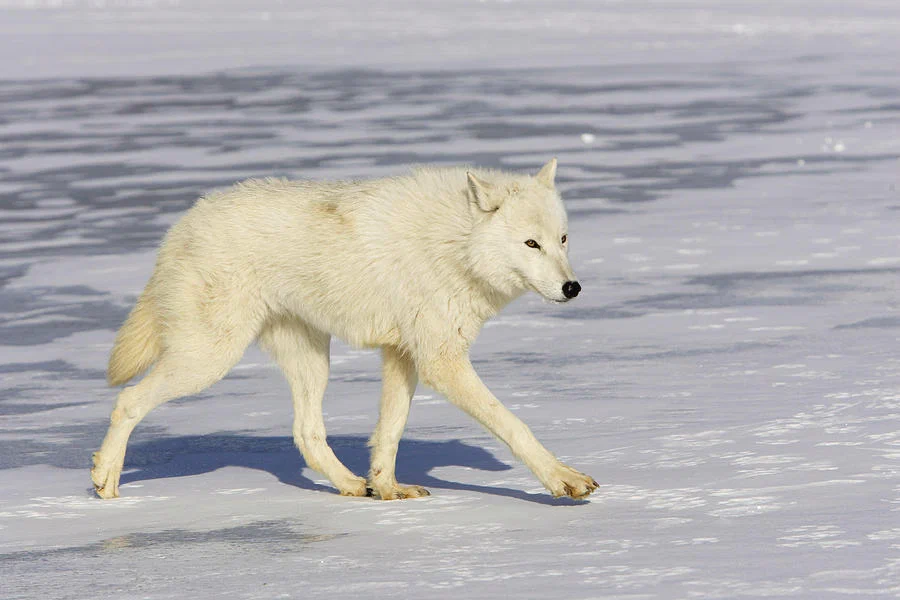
[116,433,589,506]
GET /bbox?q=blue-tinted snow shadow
[117,434,588,506]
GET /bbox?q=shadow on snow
[117,433,588,506]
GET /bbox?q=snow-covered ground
[2,1,899,598]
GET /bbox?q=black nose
[562,281,581,299]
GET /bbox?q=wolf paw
[337,476,370,497]
[91,452,120,499]
[368,483,430,500]
[546,464,599,500]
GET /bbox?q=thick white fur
[92,159,599,501]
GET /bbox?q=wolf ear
[467,171,501,212]
[535,158,558,187]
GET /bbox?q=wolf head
[466,159,580,304]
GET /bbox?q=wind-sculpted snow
[2,5,900,598]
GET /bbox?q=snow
[2,1,900,598]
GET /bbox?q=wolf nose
[562,281,581,299]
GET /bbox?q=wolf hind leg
[259,316,367,497]
[92,342,247,499]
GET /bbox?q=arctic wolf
[92,159,599,501]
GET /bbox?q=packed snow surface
[1,1,899,598]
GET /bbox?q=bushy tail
[107,293,161,386]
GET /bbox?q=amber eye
[525,239,540,249]
[561,234,567,244]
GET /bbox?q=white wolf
[92,159,599,501]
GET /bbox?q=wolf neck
[386,168,525,331]
[458,234,525,327]
[475,280,523,318]
[425,181,521,313]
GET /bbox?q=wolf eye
[525,239,540,249]
[561,234,567,244]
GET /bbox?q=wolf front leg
[367,346,430,500]
[420,355,598,499]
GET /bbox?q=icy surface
[1,1,900,598]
